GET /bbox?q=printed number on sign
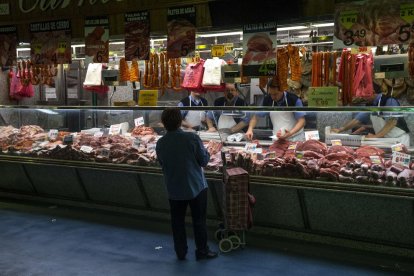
[398,24,414,42]
[259,59,276,76]
[343,29,366,46]
[96,51,104,62]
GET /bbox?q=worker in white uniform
[206,83,250,133]
[246,79,306,141]
[332,93,410,146]
[178,91,208,131]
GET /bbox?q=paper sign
[308,87,338,107]
[244,143,257,152]
[211,45,225,57]
[331,139,342,146]
[67,88,78,99]
[147,143,156,152]
[392,151,411,167]
[135,117,145,127]
[288,144,297,150]
[305,130,320,141]
[80,145,94,154]
[45,87,57,100]
[125,11,150,61]
[266,152,276,159]
[63,135,73,144]
[100,148,110,158]
[224,43,233,53]
[48,129,58,140]
[370,155,382,165]
[391,143,404,152]
[109,124,121,135]
[138,90,158,106]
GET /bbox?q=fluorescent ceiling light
[71,44,85,48]
[278,26,307,31]
[313,22,334,27]
[17,48,31,51]
[198,31,243,37]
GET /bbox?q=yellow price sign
[58,41,67,54]
[224,43,233,53]
[138,90,158,106]
[211,45,225,57]
[401,3,414,23]
[340,10,358,29]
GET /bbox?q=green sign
[308,87,338,107]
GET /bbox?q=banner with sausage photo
[30,20,71,65]
[0,25,17,67]
[125,11,150,61]
[85,17,109,64]
[167,5,196,59]
[242,22,277,77]
[334,0,414,48]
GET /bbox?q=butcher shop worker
[332,91,410,146]
[246,78,306,141]
[156,108,218,261]
[178,90,208,131]
[206,83,250,133]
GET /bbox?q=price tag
[94,132,103,138]
[331,139,342,146]
[211,45,225,57]
[391,143,404,152]
[132,138,141,149]
[134,117,145,127]
[244,143,257,152]
[308,87,338,107]
[375,72,385,79]
[147,143,156,152]
[80,145,94,154]
[296,151,304,159]
[305,131,320,141]
[63,135,73,145]
[288,144,297,150]
[100,148,110,158]
[109,124,121,135]
[266,152,276,159]
[392,151,411,167]
[45,87,57,101]
[370,155,382,165]
[48,129,59,141]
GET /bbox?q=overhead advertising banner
[334,0,414,48]
[85,17,109,64]
[125,11,150,61]
[167,5,196,59]
[30,20,71,65]
[0,25,17,67]
[242,22,277,77]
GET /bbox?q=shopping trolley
[215,151,255,253]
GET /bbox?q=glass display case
[1,105,414,192]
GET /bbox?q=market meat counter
[1,105,414,253]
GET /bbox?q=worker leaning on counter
[332,89,411,146]
[206,83,250,133]
[246,78,306,141]
[178,90,208,131]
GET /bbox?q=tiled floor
[0,200,408,276]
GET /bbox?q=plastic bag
[182,60,204,92]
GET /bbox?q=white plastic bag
[83,63,103,86]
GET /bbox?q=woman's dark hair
[161,107,182,131]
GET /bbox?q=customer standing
[156,108,218,261]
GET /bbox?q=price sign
[391,143,404,153]
[288,144,297,150]
[244,143,257,152]
[134,117,145,127]
[100,148,110,158]
[331,139,342,146]
[308,87,338,107]
[48,129,58,141]
[370,155,382,165]
[45,87,57,101]
[63,135,73,145]
[339,10,358,30]
[401,3,414,24]
[266,152,276,159]
[211,45,225,57]
[392,151,411,167]
[224,43,233,53]
[138,90,158,106]
[109,124,121,135]
[305,131,320,141]
[80,145,94,154]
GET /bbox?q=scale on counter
[373,54,409,79]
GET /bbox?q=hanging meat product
[119,58,130,82]
[277,47,289,91]
[287,44,301,82]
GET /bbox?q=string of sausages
[409,42,414,78]
[311,51,338,87]
[16,60,57,86]
[338,49,354,106]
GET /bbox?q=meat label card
[392,151,410,167]
[242,22,277,77]
[334,0,414,49]
[30,20,71,64]
[167,5,196,59]
[85,17,109,64]
[125,11,150,61]
[0,25,17,67]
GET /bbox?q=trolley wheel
[219,238,233,253]
[229,235,241,250]
[214,229,224,241]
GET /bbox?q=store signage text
[19,0,124,14]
